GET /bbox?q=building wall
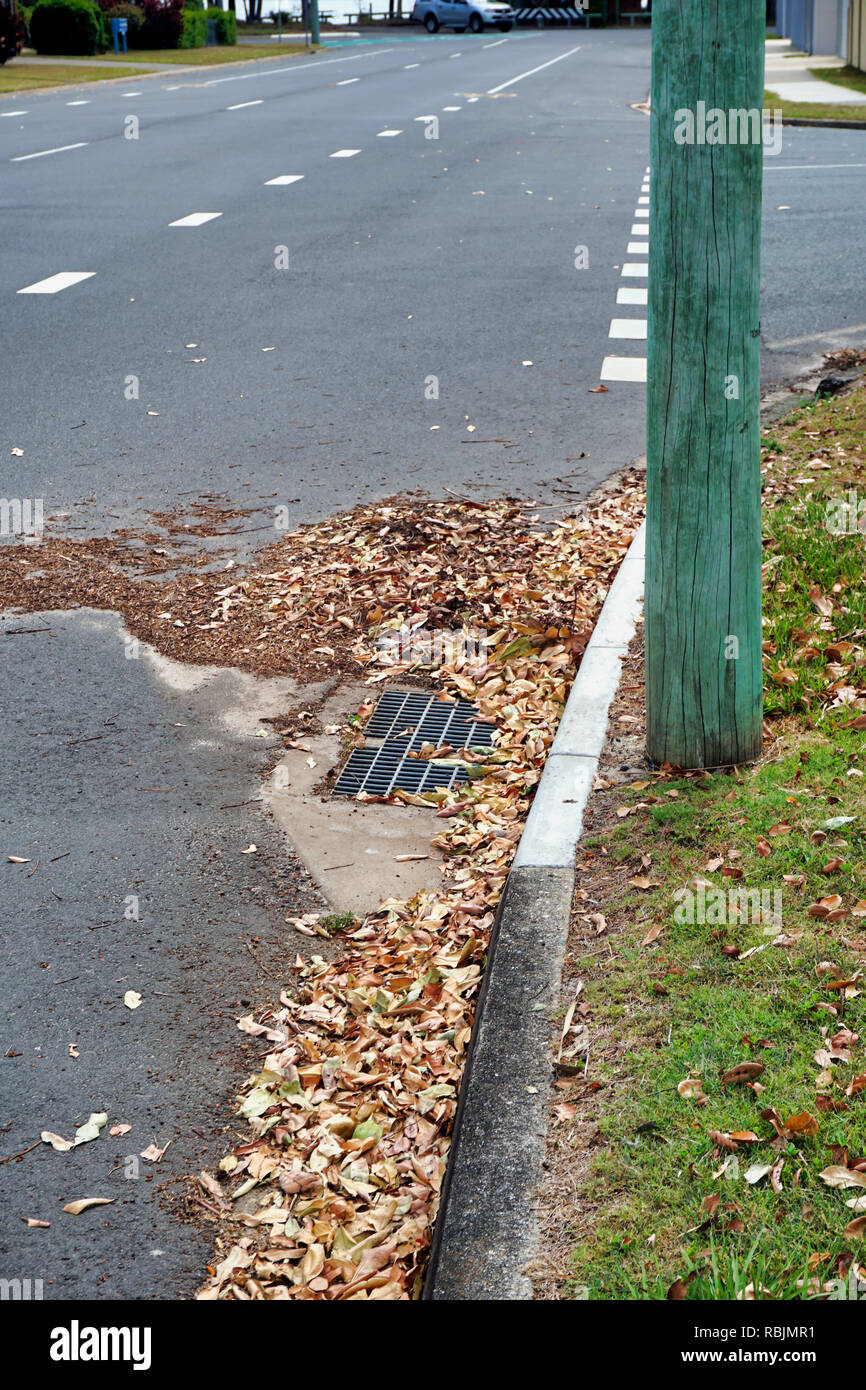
[851,0,866,67]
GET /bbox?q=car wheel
[424,12,440,31]
[498,20,512,28]
[469,12,483,30]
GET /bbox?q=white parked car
[411,0,516,32]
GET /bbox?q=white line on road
[637,195,649,204]
[443,105,461,111]
[609,318,647,340]
[122,91,143,96]
[227,99,263,110]
[206,49,392,86]
[617,286,648,305]
[467,96,479,101]
[18,271,95,295]
[265,174,304,184]
[483,37,509,47]
[764,162,866,171]
[404,62,420,68]
[337,77,360,85]
[66,100,90,106]
[626,241,649,255]
[621,263,648,277]
[330,148,361,157]
[450,53,462,58]
[487,43,581,95]
[377,129,403,136]
[169,212,222,227]
[601,355,647,383]
[11,142,88,162]
[1,110,27,117]
[634,208,648,218]
[630,224,648,236]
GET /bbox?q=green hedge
[179,5,206,44]
[104,2,145,44]
[30,0,106,53]
[206,5,235,42]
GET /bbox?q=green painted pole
[310,0,320,44]
[645,0,765,770]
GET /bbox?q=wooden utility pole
[645,0,765,769]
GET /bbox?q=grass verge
[556,379,866,1301]
[764,85,866,123]
[0,64,151,91]
[90,44,309,63]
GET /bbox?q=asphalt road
[1,29,865,1300]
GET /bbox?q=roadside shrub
[104,2,144,42]
[206,4,235,42]
[0,6,26,61]
[179,5,205,44]
[30,0,106,54]
[136,0,182,45]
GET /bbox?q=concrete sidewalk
[765,37,866,103]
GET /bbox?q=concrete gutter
[425,522,646,1300]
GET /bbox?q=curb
[776,116,866,128]
[424,521,646,1300]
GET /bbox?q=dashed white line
[205,50,393,86]
[609,318,647,340]
[330,148,361,157]
[377,129,403,137]
[487,43,582,95]
[630,224,648,236]
[617,287,648,305]
[122,91,143,97]
[337,78,360,85]
[404,63,420,69]
[442,105,461,111]
[169,212,223,227]
[265,174,304,184]
[414,115,436,121]
[1,110,27,117]
[637,195,649,205]
[600,355,647,383]
[227,99,263,110]
[483,37,509,47]
[66,100,90,106]
[634,208,649,218]
[18,271,95,295]
[450,53,462,58]
[467,96,479,102]
[626,241,649,255]
[621,263,649,277]
[11,142,88,162]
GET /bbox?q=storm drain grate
[332,689,496,798]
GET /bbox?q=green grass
[85,44,309,63]
[565,382,866,1301]
[0,65,151,92]
[811,65,866,96]
[764,86,866,123]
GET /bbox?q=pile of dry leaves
[189,483,644,1300]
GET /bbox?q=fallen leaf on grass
[62,1198,114,1215]
[820,1166,866,1190]
[630,876,661,891]
[756,838,772,858]
[722,1062,764,1086]
[641,922,664,946]
[744,1164,773,1185]
[847,1075,866,1098]
[678,1078,707,1105]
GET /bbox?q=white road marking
[66,100,90,106]
[11,142,88,162]
[630,224,648,236]
[122,91,143,97]
[206,50,392,86]
[621,263,648,277]
[609,318,647,340]
[1,110,27,117]
[443,105,461,111]
[634,208,649,218]
[764,162,866,170]
[227,99,263,110]
[265,174,304,184]
[626,241,649,255]
[450,53,462,58]
[483,37,509,47]
[169,212,222,226]
[637,195,649,204]
[164,85,182,91]
[601,355,647,383]
[487,43,581,95]
[337,77,359,85]
[617,286,648,305]
[467,96,479,102]
[18,271,95,295]
[415,114,436,121]
[330,148,361,157]
[377,129,403,136]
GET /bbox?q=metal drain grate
[333,690,496,798]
